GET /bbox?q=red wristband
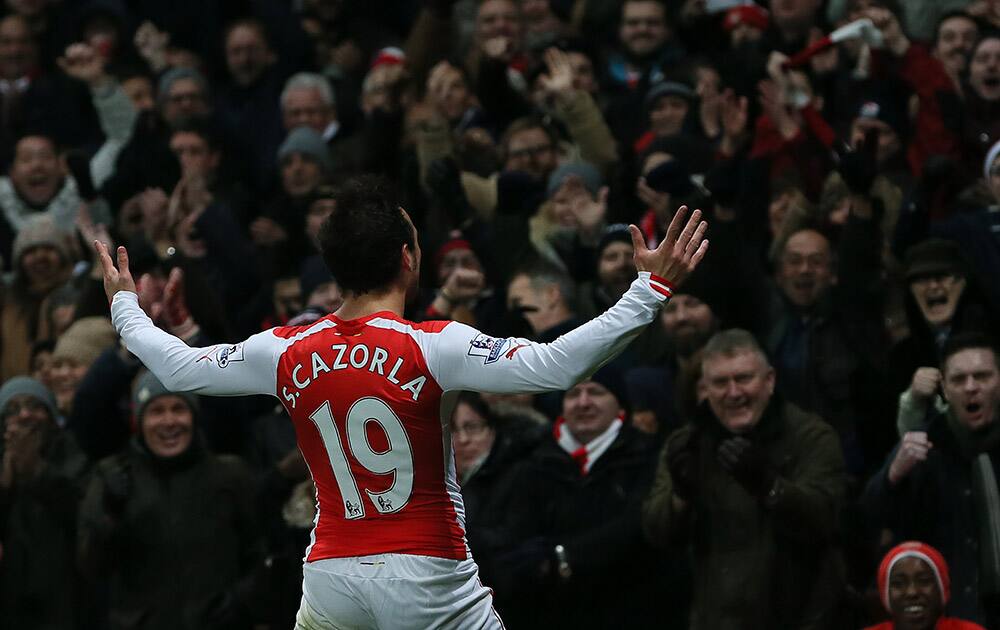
[648,274,675,299]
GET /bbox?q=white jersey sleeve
[110,291,282,396]
[420,272,669,393]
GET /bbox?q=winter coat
[643,401,848,630]
[862,410,1000,627]
[494,425,681,629]
[0,430,89,629]
[77,437,266,630]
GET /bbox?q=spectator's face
[777,230,834,308]
[0,15,35,80]
[504,127,557,178]
[770,0,821,33]
[31,348,53,386]
[597,241,636,300]
[437,247,482,286]
[273,277,303,320]
[943,348,999,431]
[225,24,274,87]
[435,66,473,121]
[620,1,668,59]
[909,272,966,326]
[567,51,597,94]
[169,131,219,179]
[122,76,155,112]
[661,294,716,357]
[730,22,765,47]
[307,281,342,313]
[142,395,194,458]
[281,152,323,198]
[476,0,521,47]
[649,95,689,137]
[934,16,978,77]
[969,38,1000,102]
[886,556,943,630]
[10,136,62,207]
[850,117,900,165]
[703,350,775,434]
[283,87,335,133]
[20,244,64,289]
[549,179,590,226]
[2,393,52,441]
[450,401,496,476]
[563,381,623,444]
[506,274,555,335]
[305,198,335,248]
[162,77,209,124]
[50,356,86,412]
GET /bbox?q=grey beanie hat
[12,214,71,267]
[547,161,602,198]
[0,376,58,422]
[132,371,199,424]
[278,126,333,173]
[157,67,209,104]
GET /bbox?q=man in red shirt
[96,175,708,629]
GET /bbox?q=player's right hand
[95,240,137,302]
[629,205,709,288]
[888,431,932,485]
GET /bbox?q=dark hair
[934,10,980,45]
[319,175,414,296]
[455,391,496,429]
[941,332,999,372]
[170,117,221,152]
[223,16,272,49]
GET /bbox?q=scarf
[947,411,1000,598]
[0,176,81,232]
[553,414,623,475]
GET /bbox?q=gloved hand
[101,458,131,517]
[665,429,700,501]
[717,436,776,498]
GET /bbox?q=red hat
[723,5,769,32]
[370,46,405,70]
[433,237,473,271]
[877,541,950,611]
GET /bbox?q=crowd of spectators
[1,0,999,628]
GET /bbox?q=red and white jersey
[111,272,669,562]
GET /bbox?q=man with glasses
[0,376,88,629]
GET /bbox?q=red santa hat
[877,541,950,611]
[370,47,406,70]
[723,5,769,32]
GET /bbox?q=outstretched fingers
[116,246,131,279]
[94,240,117,278]
[683,220,709,258]
[661,205,689,249]
[672,209,703,255]
[628,224,647,256]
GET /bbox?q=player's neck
[335,287,406,321]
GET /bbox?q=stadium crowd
[0,0,999,628]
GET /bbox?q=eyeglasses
[507,144,553,160]
[452,421,489,438]
[910,273,960,288]
[3,399,47,419]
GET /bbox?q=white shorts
[294,553,505,630]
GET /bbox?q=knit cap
[52,317,118,368]
[546,161,602,199]
[157,67,209,105]
[12,214,71,265]
[279,126,333,173]
[877,541,950,611]
[132,370,199,425]
[0,376,58,422]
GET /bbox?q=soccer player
[95,176,708,629]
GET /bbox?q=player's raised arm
[424,207,709,393]
[95,241,283,397]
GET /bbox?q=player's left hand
[629,205,709,288]
[95,241,137,302]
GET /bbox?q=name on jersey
[281,343,426,408]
